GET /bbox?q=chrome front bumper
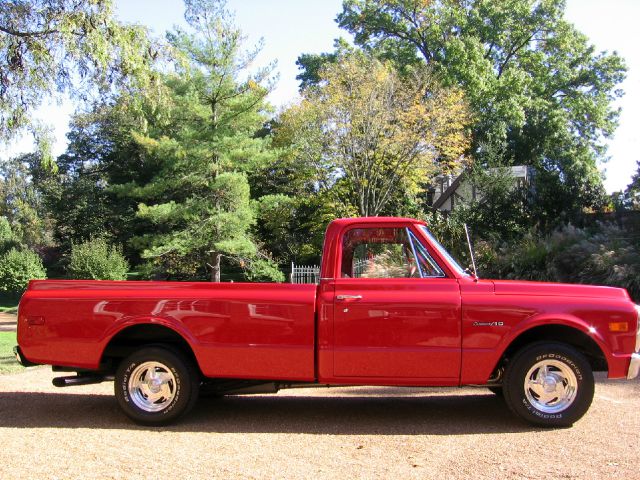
[629,305,640,380]
[628,353,640,380]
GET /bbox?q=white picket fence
[290,263,320,284]
[290,259,372,283]
[352,258,370,277]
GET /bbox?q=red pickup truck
[14,217,640,427]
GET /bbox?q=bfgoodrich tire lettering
[503,342,594,427]
[115,346,199,425]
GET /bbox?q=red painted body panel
[19,281,317,381]
[17,216,639,387]
[459,277,637,382]
[492,280,632,300]
[331,277,461,381]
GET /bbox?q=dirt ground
[0,368,638,480]
[0,313,17,332]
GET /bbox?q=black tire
[503,342,594,428]
[115,346,199,425]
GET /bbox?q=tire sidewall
[504,343,594,427]
[115,347,193,425]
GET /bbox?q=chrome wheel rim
[524,359,578,414]
[128,361,177,412]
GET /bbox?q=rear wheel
[503,342,594,427]
[115,346,199,425]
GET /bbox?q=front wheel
[503,342,594,427]
[115,346,199,425]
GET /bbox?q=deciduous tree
[0,0,163,166]
[299,0,626,225]
[280,54,470,217]
[623,160,640,210]
[0,153,53,248]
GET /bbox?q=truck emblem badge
[473,321,504,327]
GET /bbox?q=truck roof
[329,217,427,227]
[321,217,429,279]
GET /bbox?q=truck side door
[333,225,461,383]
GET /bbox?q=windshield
[419,225,468,276]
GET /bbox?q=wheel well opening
[496,324,608,376]
[102,324,201,376]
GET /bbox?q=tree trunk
[210,252,221,282]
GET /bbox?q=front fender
[461,313,611,385]
[496,313,612,361]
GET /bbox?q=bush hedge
[0,248,47,294]
[480,223,640,302]
[67,238,129,280]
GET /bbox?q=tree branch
[0,25,59,38]
[497,30,539,78]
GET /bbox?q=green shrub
[67,238,129,280]
[0,248,46,294]
[0,217,20,254]
[244,258,285,282]
[554,224,640,300]
[486,223,640,302]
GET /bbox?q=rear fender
[98,315,201,369]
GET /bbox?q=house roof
[432,172,465,210]
[432,165,531,210]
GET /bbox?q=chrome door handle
[336,295,362,300]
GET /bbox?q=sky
[2,0,638,193]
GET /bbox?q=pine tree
[116,0,281,282]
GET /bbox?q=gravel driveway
[0,313,16,332]
[0,367,638,480]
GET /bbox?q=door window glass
[408,231,445,277]
[341,227,445,278]
[342,228,416,278]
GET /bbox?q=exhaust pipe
[52,374,110,387]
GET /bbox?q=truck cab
[318,217,464,383]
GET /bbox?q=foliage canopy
[298,0,627,225]
[0,247,46,295]
[0,0,163,167]
[280,54,470,216]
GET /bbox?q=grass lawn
[0,331,25,374]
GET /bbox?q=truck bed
[18,280,318,381]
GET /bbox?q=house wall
[432,166,531,212]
